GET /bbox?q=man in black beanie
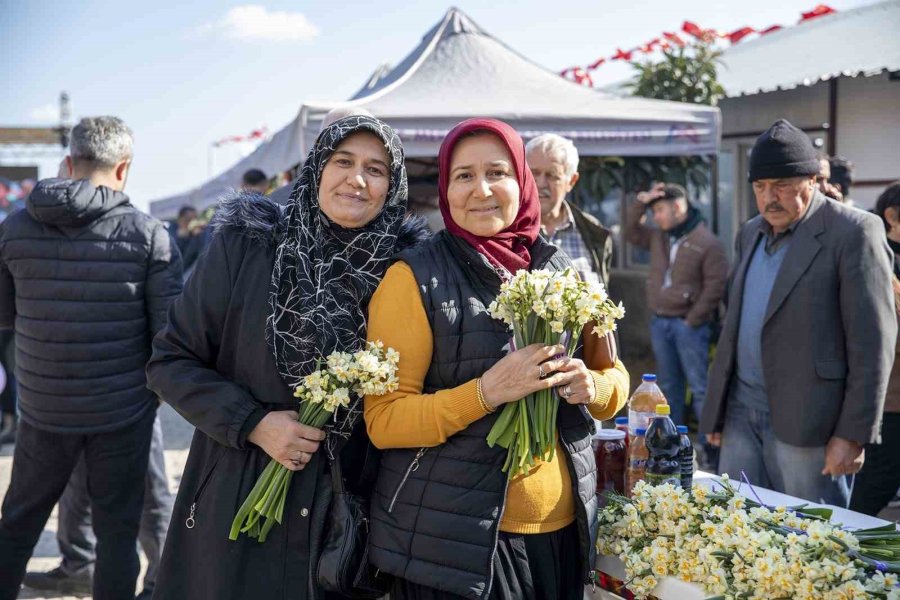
[701,119,896,507]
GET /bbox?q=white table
[588,471,895,599]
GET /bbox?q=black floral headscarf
[268,116,408,402]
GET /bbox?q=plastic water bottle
[627,374,667,439]
[644,404,681,487]
[676,425,694,492]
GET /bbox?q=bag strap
[327,434,348,494]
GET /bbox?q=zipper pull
[185,503,196,529]
[411,447,426,472]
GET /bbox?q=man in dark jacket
[701,119,895,506]
[526,134,613,288]
[625,183,728,449]
[0,116,183,600]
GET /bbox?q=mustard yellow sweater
[365,262,629,534]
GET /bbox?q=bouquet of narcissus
[597,477,900,599]
[229,342,399,543]
[487,268,625,479]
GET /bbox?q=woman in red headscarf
[364,119,629,599]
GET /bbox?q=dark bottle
[644,404,681,487]
[676,425,694,492]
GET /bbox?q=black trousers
[391,522,582,600]
[0,408,155,600]
[850,412,900,517]
[58,412,172,596]
[0,331,15,416]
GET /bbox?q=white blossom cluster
[487,268,625,338]
[293,341,400,413]
[597,478,900,599]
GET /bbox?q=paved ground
[1,403,897,599]
[0,404,193,600]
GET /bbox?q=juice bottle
[676,425,694,492]
[614,416,629,449]
[625,427,648,497]
[627,374,667,439]
[644,404,681,487]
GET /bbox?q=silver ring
[562,385,572,399]
[538,364,546,379]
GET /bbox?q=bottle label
[644,472,681,487]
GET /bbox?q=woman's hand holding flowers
[247,410,326,472]
[551,357,596,405]
[480,343,569,410]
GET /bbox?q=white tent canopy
[150,7,720,219]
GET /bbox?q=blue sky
[2,0,872,212]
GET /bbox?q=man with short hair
[169,205,203,274]
[525,133,613,287]
[702,119,895,506]
[240,168,268,194]
[626,183,728,442]
[0,116,182,599]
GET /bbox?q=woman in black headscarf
[146,116,429,600]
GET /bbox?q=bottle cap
[654,404,671,415]
[634,428,647,436]
[614,416,628,425]
[676,425,688,434]
[594,429,626,440]
[641,374,657,382]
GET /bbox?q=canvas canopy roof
[150,7,720,219]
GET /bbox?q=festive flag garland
[213,126,269,147]
[560,4,837,85]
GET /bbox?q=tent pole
[709,154,719,236]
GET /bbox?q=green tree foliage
[628,39,725,106]
[573,39,723,206]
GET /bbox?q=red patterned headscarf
[438,118,541,274]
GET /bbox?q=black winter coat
[146,193,430,600]
[0,178,182,433]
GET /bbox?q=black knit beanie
[748,119,820,182]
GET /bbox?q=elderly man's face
[526,150,578,217]
[752,176,816,233]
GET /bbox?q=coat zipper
[387,447,428,513]
[185,451,224,529]
[483,475,511,600]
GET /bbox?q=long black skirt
[390,522,582,600]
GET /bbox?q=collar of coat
[210,190,432,251]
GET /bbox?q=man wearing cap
[626,182,727,465]
[702,119,895,506]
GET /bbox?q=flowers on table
[596,477,900,599]
[486,267,625,478]
[229,341,399,543]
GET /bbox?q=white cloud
[197,5,319,43]
[30,103,58,123]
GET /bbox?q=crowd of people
[0,109,896,600]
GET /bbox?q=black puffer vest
[369,231,598,599]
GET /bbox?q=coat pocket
[815,359,847,380]
[184,445,225,529]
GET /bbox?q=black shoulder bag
[316,439,390,598]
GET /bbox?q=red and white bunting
[561,5,837,86]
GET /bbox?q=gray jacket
[701,193,896,446]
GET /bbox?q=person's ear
[567,171,580,192]
[886,207,900,228]
[115,160,131,184]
